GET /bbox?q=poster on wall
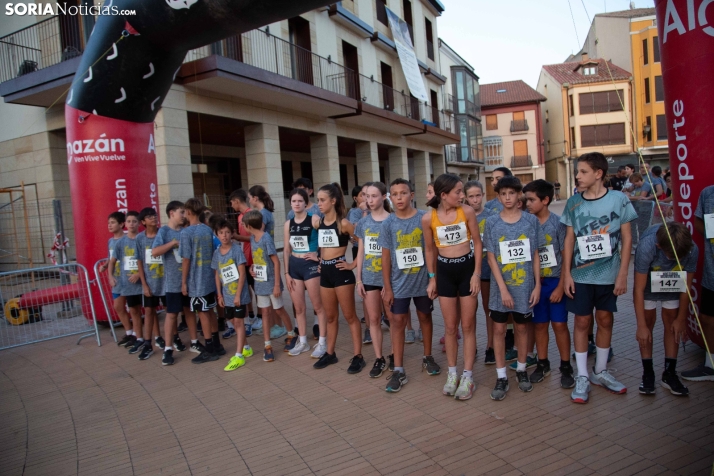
[385,7,428,102]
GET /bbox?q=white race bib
[396,247,424,270]
[538,245,557,268]
[365,235,382,256]
[499,239,531,264]
[173,248,182,263]
[577,234,612,260]
[436,222,468,246]
[705,213,714,239]
[651,271,687,293]
[319,229,339,248]
[254,264,267,282]
[220,263,239,284]
[145,249,163,265]
[123,256,138,271]
[290,235,309,252]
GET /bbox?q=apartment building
[480,80,545,200]
[0,0,457,259]
[537,56,634,197]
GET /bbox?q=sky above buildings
[438,0,655,87]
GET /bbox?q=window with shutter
[655,76,664,102]
[656,115,667,141]
[485,114,498,130]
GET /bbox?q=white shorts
[644,300,679,311]
[256,294,284,310]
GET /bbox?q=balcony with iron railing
[511,155,533,168]
[445,144,483,165]
[484,156,504,171]
[510,119,529,133]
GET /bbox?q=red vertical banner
[655,0,714,347]
[65,106,159,321]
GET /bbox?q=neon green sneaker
[224,355,246,371]
[243,345,254,358]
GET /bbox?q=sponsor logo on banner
[67,133,126,164]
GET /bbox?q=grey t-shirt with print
[108,237,122,295]
[135,231,165,296]
[483,212,545,314]
[112,236,142,296]
[635,224,699,301]
[260,208,275,239]
[250,232,283,296]
[695,185,714,291]
[179,223,217,297]
[484,197,504,213]
[211,243,251,306]
[475,208,496,280]
[377,209,429,299]
[354,214,386,287]
[539,212,567,279]
[348,207,368,248]
[152,225,183,294]
[286,203,323,221]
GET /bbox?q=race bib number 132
[499,239,531,265]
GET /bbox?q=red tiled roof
[595,7,655,18]
[480,80,546,107]
[542,58,632,86]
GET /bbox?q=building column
[388,146,409,184]
[413,150,430,206]
[310,134,340,190]
[245,123,286,244]
[155,89,193,206]
[431,152,446,178]
[355,141,380,184]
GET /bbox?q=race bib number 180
[365,235,382,256]
[577,233,612,260]
[396,247,424,269]
[499,239,531,265]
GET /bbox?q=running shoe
[313,352,338,369]
[385,371,408,392]
[177,321,188,333]
[360,316,366,323]
[252,317,263,331]
[162,349,174,366]
[263,346,275,362]
[571,375,591,403]
[173,335,186,352]
[484,347,496,365]
[590,368,627,394]
[128,340,145,354]
[284,334,298,352]
[505,348,518,362]
[516,370,532,392]
[311,342,327,359]
[191,349,219,364]
[454,376,475,400]
[530,361,551,383]
[405,329,416,344]
[490,377,509,401]
[370,357,386,378]
[117,334,135,347]
[242,345,253,358]
[681,364,714,382]
[347,355,366,374]
[381,314,390,328]
[388,354,395,372]
[155,336,166,350]
[224,355,246,371]
[138,343,154,360]
[222,327,236,339]
[190,341,205,354]
[244,323,253,337]
[215,343,226,356]
[661,372,689,396]
[422,356,441,375]
[639,372,656,395]
[560,362,575,388]
[442,373,460,396]
[288,341,311,356]
[417,328,423,342]
[363,328,372,344]
[270,325,287,339]
[509,355,537,371]
[312,324,319,340]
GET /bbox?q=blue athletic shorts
[112,293,120,299]
[533,277,568,324]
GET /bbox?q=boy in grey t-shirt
[483,177,543,400]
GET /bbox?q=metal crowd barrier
[631,200,655,251]
[0,263,101,350]
[93,258,118,343]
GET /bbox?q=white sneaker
[311,342,327,359]
[443,373,460,396]
[289,341,311,356]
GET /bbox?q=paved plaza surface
[1,258,713,476]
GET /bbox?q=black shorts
[701,286,714,317]
[490,310,533,324]
[190,292,217,312]
[565,282,618,315]
[352,246,358,261]
[225,305,247,319]
[247,273,255,289]
[363,284,383,292]
[289,255,320,281]
[391,296,433,315]
[320,256,356,289]
[125,294,142,308]
[437,251,475,298]
[165,292,190,314]
[142,295,165,308]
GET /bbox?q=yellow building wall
[630,20,666,150]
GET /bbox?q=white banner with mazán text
[386,7,428,102]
